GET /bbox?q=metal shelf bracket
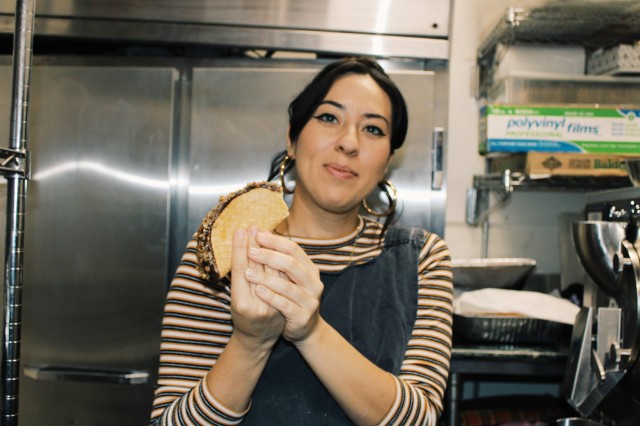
[466,169,517,226]
[0,147,30,179]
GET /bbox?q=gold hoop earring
[362,179,397,218]
[279,154,295,194]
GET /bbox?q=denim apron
[241,227,424,425]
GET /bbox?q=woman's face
[289,73,393,215]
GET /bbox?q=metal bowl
[451,258,537,290]
[572,220,626,296]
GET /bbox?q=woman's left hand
[245,231,324,343]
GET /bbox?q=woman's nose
[337,126,359,156]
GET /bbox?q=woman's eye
[315,113,338,124]
[365,125,386,137]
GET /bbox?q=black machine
[561,187,640,425]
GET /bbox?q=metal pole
[2,0,36,424]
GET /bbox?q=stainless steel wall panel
[0,0,451,60]
[0,65,177,425]
[187,67,310,236]
[0,0,450,38]
[385,70,442,233]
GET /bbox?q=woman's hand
[246,231,324,343]
[229,227,285,351]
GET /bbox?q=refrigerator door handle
[431,127,446,190]
[23,365,149,385]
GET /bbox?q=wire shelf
[477,5,640,97]
[480,7,640,56]
[473,172,632,192]
[466,172,632,226]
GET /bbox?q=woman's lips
[325,163,357,179]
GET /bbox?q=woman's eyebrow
[319,100,343,109]
[319,100,390,126]
[364,113,390,126]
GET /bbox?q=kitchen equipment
[0,65,176,426]
[451,257,536,290]
[571,221,626,297]
[560,212,640,423]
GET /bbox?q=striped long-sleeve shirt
[150,216,453,425]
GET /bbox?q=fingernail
[249,247,259,256]
[235,228,247,238]
[245,268,258,279]
[249,226,259,237]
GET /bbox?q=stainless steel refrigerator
[0,58,447,425]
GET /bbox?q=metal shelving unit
[468,3,640,232]
[477,5,640,97]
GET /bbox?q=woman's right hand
[229,226,285,352]
[203,227,285,412]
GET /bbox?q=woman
[150,57,453,425]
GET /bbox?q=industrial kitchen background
[0,1,451,424]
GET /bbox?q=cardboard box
[488,152,637,178]
[480,105,640,154]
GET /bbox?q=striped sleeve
[378,231,453,426]
[150,237,248,426]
